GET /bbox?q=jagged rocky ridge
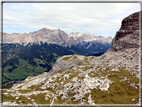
[2,27,112,47]
[3,29,69,46]
[2,27,112,57]
[68,32,112,44]
[2,11,140,105]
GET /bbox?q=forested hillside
[2,43,74,86]
[2,42,108,86]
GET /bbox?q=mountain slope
[2,11,140,106]
[2,39,109,86]
[3,27,112,51]
[2,43,74,86]
[3,28,69,45]
[68,32,112,44]
[3,28,112,46]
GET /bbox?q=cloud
[3,2,140,37]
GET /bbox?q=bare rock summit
[111,11,139,51]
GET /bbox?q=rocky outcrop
[96,11,140,73]
[111,11,139,51]
[2,11,140,106]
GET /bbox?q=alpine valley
[2,26,112,87]
[2,11,140,106]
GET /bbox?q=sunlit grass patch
[30,93,51,104]
[78,76,85,79]
[3,94,16,102]
[35,67,47,73]
[77,62,84,66]
[55,96,67,104]
[15,95,32,104]
[62,56,72,61]
[86,66,140,104]
[81,66,93,72]
[33,58,45,64]
[4,65,12,70]
[18,59,29,66]
[18,89,33,94]
[88,71,100,78]
[52,76,64,83]
[27,65,34,70]
[73,55,77,59]
[84,57,90,64]
[28,83,45,91]
[53,56,59,60]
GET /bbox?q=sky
[3,1,140,37]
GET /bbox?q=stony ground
[2,54,140,106]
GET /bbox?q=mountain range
[2,11,140,106]
[2,27,112,87]
[2,29,112,55]
[3,28,112,47]
[2,25,112,87]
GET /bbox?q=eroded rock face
[95,11,140,74]
[3,28,70,46]
[111,11,140,51]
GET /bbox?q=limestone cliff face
[111,11,139,51]
[3,28,112,47]
[68,32,112,44]
[95,11,140,73]
[2,11,140,105]
[65,36,76,46]
[3,28,70,45]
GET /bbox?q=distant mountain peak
[98,35,104,38]
[107,36,112,39]
[70,32,74,34]
[3,28,112,46]
[39,27,50,31]
[41,27,47,30]
[89,32,94,35]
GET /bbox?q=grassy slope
[2,43,107,86]
[2,55,139,105]
[2,43,74,85]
